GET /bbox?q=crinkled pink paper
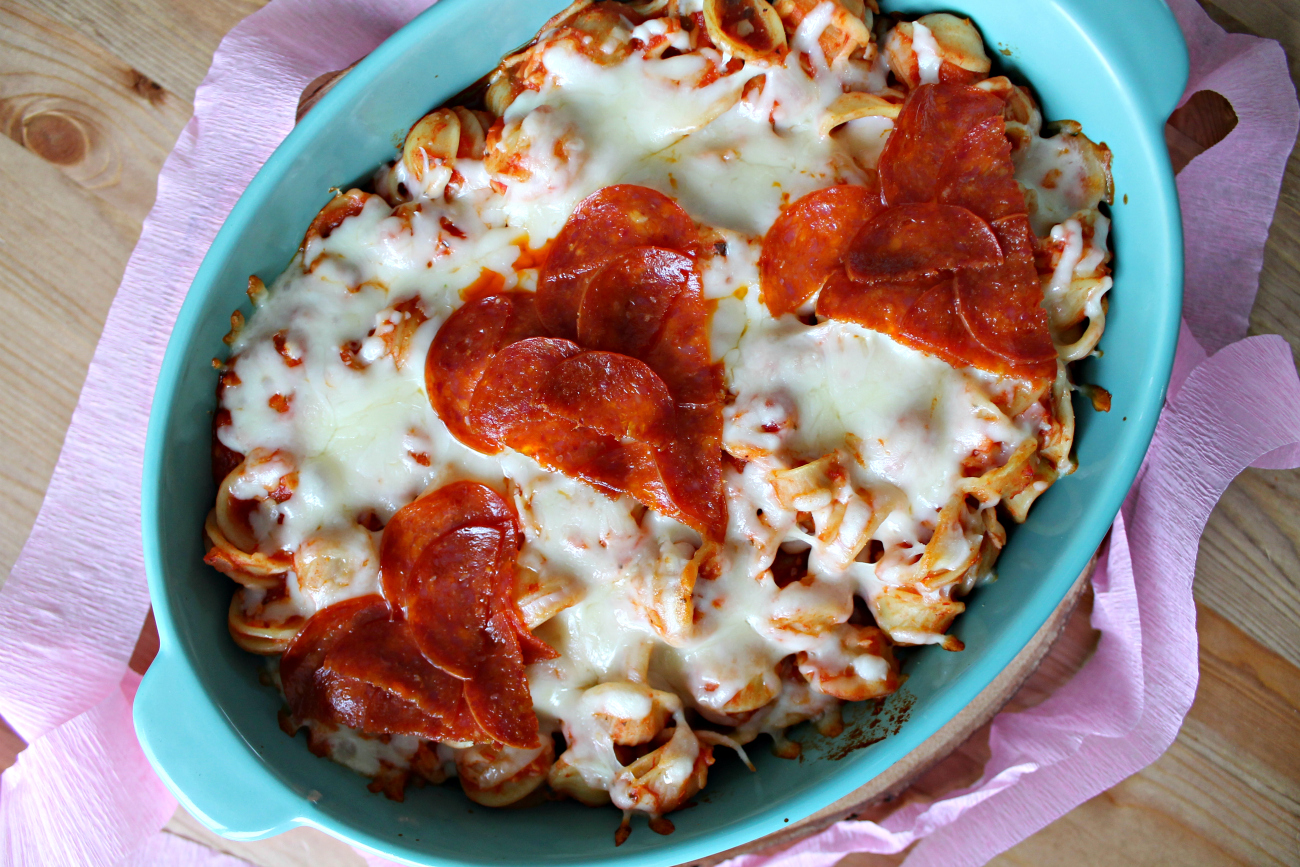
[1,1,1298,865]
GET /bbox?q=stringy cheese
[218,5,1100,806]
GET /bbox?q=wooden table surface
[1,1,1298,865]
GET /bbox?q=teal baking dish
[135,1,1188,864]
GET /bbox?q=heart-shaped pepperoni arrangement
[281,482,551,749]
[536,184,700,340]
[425,185,727,541]
[761,83,1057,382]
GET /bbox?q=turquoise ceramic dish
[136,1,1187,864]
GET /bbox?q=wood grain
[1200,0,1300,369]
[837,604,1300,867]
[0,0,191,582]
[0,1,1297,865]
[988,604,1300,867]
[1191,0,1300,672]
[166,811,365,867]
[0,2,192,221]
[1196,468,1300,669]
[24,0,269,103]
[1166,90,1238,173]
[0,716,22,776]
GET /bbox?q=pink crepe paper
[1,1,1297,865]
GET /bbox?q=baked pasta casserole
[204,0,1113,840]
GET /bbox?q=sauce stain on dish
[807,690,916,762]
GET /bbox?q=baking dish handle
[1080,0,1191,121]
[134,649,302,840]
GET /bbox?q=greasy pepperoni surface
[538,185,699,338]
[641,284,722,406]
[759,183,884,316]
[891,279,1050,380]
[316,675,462,741]
[425,293,548,453]
[467,341,687,528]
[459,606,539,748]
[401,526,540,747]
[544,352,675,444]
[990,214,1037,261]
[843,203,1002,284]
[878,83,1005,207]
[936,116,1025,223]
[654,403,727,540]
[897,279,992,370]
[326,618,481,741]
[281,595,390,722]
[426,185,727,540]
[468,337,582,445]
[376,483,559,747]
[816,271,931,336]
[379,480,517,602]
[642,285,727,540]
[506,414,674,508]
[404,525,506,679]
[280,594,484,743]
[954,259,1058,374]
[576,246,693,357]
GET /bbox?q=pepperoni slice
[641,283,722,406]
[641,288,727,541]
[405,525,506,679]
[844,203,1003,284]
[321,675,471,742]
[936,116,1026,223]
[538,185,699,339]
[990,214,1037,262]
[878,83,1005,208]
[502,413,678,516]
[896,279,990,369]
[280,595,484,743]
[759,183,885,317]
[401,524,541,747]
[469,340,685,522]
[484,521,559,668]
[815,270,932,335]
[468,337,582,444]
[281,595,391,723]
[954,258,1057,373]
[380,482,556,692]
[325,618,482,741]
[380,481,517,602]
[655,404,727,541]
[821,272,1054,381]
[543,352,675,445]
[461,605,540,748]
[472,349,687,529]
[426,293,548,453]
[962,214,1056,377]
[449,188,726,541]
[898,278,1051,379]
[576,247,694,357]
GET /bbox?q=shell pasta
[206,0,1112,840]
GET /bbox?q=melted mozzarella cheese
[218,7,1094,799]
[726,312,1028,518]
[910,21,943,85]
[496,35,870,240]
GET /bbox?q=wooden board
[1,1,1298,864]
